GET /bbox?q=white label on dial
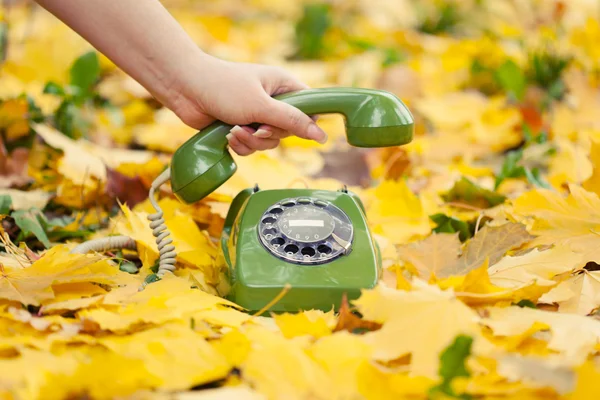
[289,220,324,227]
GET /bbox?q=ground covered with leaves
[2,0,600,399]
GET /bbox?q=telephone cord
[147,169,177,278]
[70,169,176,282]
[70,235,136,254]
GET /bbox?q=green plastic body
[170,88,414,204]
[217,188,382,313]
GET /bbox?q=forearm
[35,0,206,105]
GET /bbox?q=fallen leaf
[582,137,600,196]
[0,245,133,305]
[440,222,533,278]
[496,354,575,395]
[513,184,600,264]
[239,325,333,400]
[539,270,600,315]
[307,331,373,399]
[353,281,487,377]
[333,293,382,334]
[273,309,336,338]
[32,123,107,184]
[174,386,267,400]
[0,98,30,141]
[364,179,431,245]
[483,305,600,366]
[105,167,148,207]
[0,189,52,211]
[443,176,507,209]
[0,146,31,188]
[566,360,600,400]
[397,232,461,279]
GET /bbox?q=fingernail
[253,129,272,138]
[230,125,244,135]
[308,123,327,144]
[226,133,234,142]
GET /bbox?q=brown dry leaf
[333,293,382,334]
[105,167,148,208]
[0,147,31,189]
[440,222,534,278]
[398,232,461,279]
[400,223,533,279]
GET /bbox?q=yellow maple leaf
[42,347,158,399]
[78,275,239,331]
[98,323,231,391]
[356,360,435,400]
[489,245,585,289]
[0,245,134,305]
[582,136,600,196]
[513,184,600,264]
[438,258,558,306]
[364,179,431,244]
[273,309,336,339]
[539,270,600,315]
[566,360,600,400]
[239,325,333,400]
[114,204,218,282]
[353,281,488,377]
[495,354,575,396]
[307,331,372,399]
[548,139,593,189]
[32,123,107,185]
[483,306,600,366]
[0,98,30,141]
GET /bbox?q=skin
[34,0,328,156]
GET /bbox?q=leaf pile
[2,0,600,399]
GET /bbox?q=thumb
[259,98,328,144]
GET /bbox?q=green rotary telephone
[73,88,414,313]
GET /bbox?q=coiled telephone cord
[146,169,176,278]
[70,169,176,285]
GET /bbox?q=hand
[165,54,328,156]
[34,0,326,156]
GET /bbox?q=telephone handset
[72,87,414,313]
[169,88,414,204]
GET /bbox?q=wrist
[158,49,217,111]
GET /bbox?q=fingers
[227,125,281,155]
[253,125,290,139]
[259,98,328,144]
[225,130,254,156]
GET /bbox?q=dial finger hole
[314,200,327,208]
[301,247,316,257]
[263,228,277,236]
[281,201,295,207]
[262,216,276,224]
[317,244,332,254]
[271,237,285,246]
[284,244,299,254]
[269,207,283,214]
[297,198,311,205]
